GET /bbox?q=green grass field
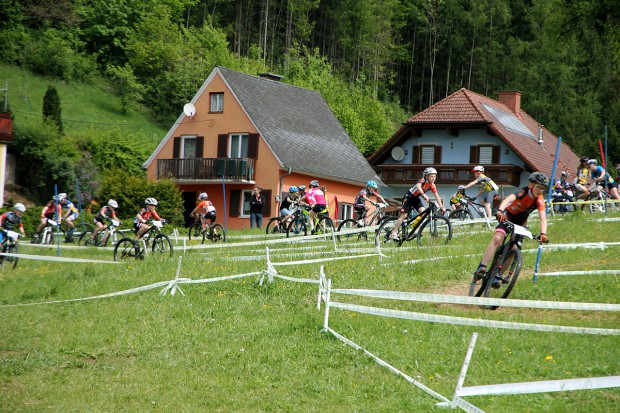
[1,212,619,412]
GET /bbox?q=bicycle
[78,219,123,247]
[59,219,94,243]
[587,184,617,213]
[31,218,59,245]
[265,204,301,235]
[468,221,540,310]
[550,187,577,215]
[448,195,497,222]
[375,203,452,250]
[285,206,310,238]
[113,220,173,261]
[337,202,387,243]
[188,216,226,243]
[0,230,20,269]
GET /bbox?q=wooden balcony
[157,157,255,183]
[376,164,523,186]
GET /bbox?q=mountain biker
[134,198,164,239]
[189,192,217,230]
[587,159,620,200]
[0,203,27,244]
[574,156,591,204]
[279,186,300,224]
[552,171,573,199]
[57,193,80,241]
[90,199,120,243]
[34,195,62,240]
[389,167,447,240]
[473,172,549,288]
[305,180,327,233]
[354,180,387,224]
[449,185,468,211]
[463,165,499,219]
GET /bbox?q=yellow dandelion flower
[545,355,553,360]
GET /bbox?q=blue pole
[54,184,61,256]
[534,136,562,283]
[221,175,228,231]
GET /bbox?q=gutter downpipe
[278,166,293,213]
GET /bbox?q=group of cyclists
[275,180,330,233]
[558,156,620,205]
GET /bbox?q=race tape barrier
[329,288,620,312]
[326,302,620,335]
[456,376,620,397]
[537,270,620,277]
[0,252,118,264]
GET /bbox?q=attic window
[483,104,535,138]
[210,93,223,113]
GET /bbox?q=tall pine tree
[42,85,63,134]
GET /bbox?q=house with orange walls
[143,67,383,229]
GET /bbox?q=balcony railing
[376,164,523,186]
[157,157,255,181]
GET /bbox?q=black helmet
[528,172,549,187]
[579,156,589,163]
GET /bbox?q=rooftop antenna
[538,126,544,146]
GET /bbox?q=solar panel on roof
[483,104,535,138]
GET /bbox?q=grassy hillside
[0,212,618,412]
[0,64,166,146]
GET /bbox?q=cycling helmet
[472,165,485,173]
[310,180,319,188]
[199,192,208,200]
[14,203,26,213]
[457,185,466,191]
[579,156,589,163]
[561,171,568,177]
[145,197,158,206]
[298,185,306,191]
[587,159,597,165]
[528,172,549,187]
[107,199,118,208]
[366,180,378,189]
[423,167,437,176]
[289,186,298,193]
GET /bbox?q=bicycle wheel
[448,209,473,221]
[204,224,226,243]
[374,216,404,250]
[313,216,334,237]
[43,230,54,245]
[482,248,523,309]
[337,219,366,243]
[265,217,285,235]
[152,234,173,257]
[417,216,452,247]
[78,230,96,246]
[188,222,202,240]
[286,218,307,238]
[1,243,18,269]
[114,238,139,261]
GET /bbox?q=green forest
[1,0,619,202]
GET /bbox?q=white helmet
[199,192,208,200]
[14,203,26,213]
[145,197,158,206]
[472,165,485,173]
[107,199,118,208]
[423,167,437,176]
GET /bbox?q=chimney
[498,90,522,114]
[258,72,284,82]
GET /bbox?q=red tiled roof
[372,88,580,179]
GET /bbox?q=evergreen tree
[42,85,63,133]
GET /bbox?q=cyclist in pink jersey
[305,180,326,232]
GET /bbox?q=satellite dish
[391,146,405,161]
[183,103,196,117]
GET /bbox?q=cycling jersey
[0,212,23,231]
[41,201,60,219]
[354,188,377,207]
[475,173,499,192]
[95,206,118,223]
[504,186,545,226]
[134,207,162,224]
[407,178,438,197]
[195,200,216,214]
[576,166,589,185]
[450,192,465,205]
[305,188,326,206]
[61,200,78,214]
[590,165,615,184]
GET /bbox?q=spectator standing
[249,187,264,229]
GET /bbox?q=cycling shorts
[65,212,78,221]
[601,180,618,189]
[311,204,326,213]
[201,212,216,223]
[495,216,528,236]
[481,190,497,205]
[401,194,423,213]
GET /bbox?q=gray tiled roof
[218,67,382,185]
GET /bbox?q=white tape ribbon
[457,376,620,397]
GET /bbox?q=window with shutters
[230,134,249,157]
[181,136,196,158]
[420,146,435,164]
[469,145,500,165]
[210,93,223,113]
[479,146,493,164]
[412,145,442,164]
[240,189,253,216]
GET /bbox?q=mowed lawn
[0,211,618,412]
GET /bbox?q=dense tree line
[1,0,618,162]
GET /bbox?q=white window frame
[240,189,253,217]
[210,93,224,112]
[341,203,354,221]
[478,146,493,164]
[420,145,435,164]
[180,136,197,159]
[229,133,249,158]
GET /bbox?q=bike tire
[8,243,18,269]
[114,238,139,261]
[265,217,285,235]
[374,216,404,250]
[78,230,96,246]
[204,224,226,243]
[448,209,473,221]
[417,216,452,247]
[313,216,335,237]
[152,234,173,257]
[286,218,307,238]
[188,222,202,240]
[482,248,523,309]
[337,219,366,243]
